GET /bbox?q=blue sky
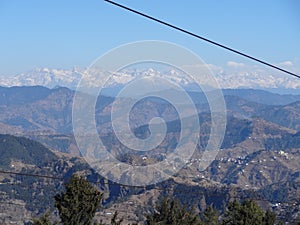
[0,0,299,76]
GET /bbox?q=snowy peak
[0,68,82,89]
[1,66,300,92]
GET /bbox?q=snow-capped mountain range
[0,68,82,89]
[1,66,300,93]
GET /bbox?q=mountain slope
[0,86,74,133]
[0,134,58,169]
[223,89,300,105]
[257,101,300,131]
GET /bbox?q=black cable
[0,170,298,206]
[104,0,300,79]
[1,170,299,204]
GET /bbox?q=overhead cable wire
[0,170,63,180]
[1,170,299,205]
[104,0,300,79]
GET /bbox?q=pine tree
[54,174,103,225]
[263,210,276,225]
[31,211,58,225]
[202,205,219,225]
[221,200,276,225]
[146,197,201,225]
[222,200,243,225]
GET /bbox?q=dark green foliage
[29,177,281,225]
[54,175,103,225]
[145,197,201,225]
[263,210,276,225]
[222,200,241,225]
[221,200,276,225]
[202,205,219,225]
[32,195,280,225]
[31,211,58,225]
[172,183,229,212]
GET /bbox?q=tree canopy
[54,175,103,225]
[146,197,201,225]
[32,176,280,225]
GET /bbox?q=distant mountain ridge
[0,68,82,89]
[0,86,299,136]
[1,67,300,94]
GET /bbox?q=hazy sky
[0,0,299,76]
